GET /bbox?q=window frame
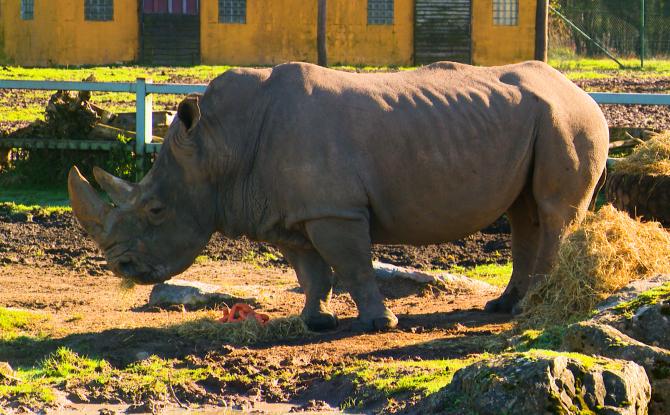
[492,0,519,26]
[20,0,34,20]
[367,0,394,26]
[85,0,114,22]
[218,0,246,24]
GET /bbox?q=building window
[493,0,518,26]
[368,0,393,25]
[85,0,114,21]
[20,0,34,20]
[219,0,246,24]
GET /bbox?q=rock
[148,279,257,309]
[594,275,670,314]
[563,321,670,415]
[592,277,670,351]
[425,352,650,415]
[373,261,496,293]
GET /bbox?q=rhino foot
[302,311,338,331]
[351,310,398,332]
[484,291,520,314]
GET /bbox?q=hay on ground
[612,131,670,176]
[520,205,670,328]
[174,314,310,345]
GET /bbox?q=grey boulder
[426,352,650,415]
[148,279,256,309]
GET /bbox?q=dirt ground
[0,210,513,413]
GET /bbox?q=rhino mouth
[109,253,168,285]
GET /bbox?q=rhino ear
[177,94,201,131]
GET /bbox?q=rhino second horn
[93,166,137,206]
[68,166,110,238]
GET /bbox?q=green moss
[514,326,566,352]
[614,283,670,318]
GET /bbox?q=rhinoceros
[68,61,609,331]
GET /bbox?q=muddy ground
[0,209,513,414]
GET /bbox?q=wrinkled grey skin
[69,61,609,331]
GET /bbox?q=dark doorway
[140,0,201,66]
[414,0,472,64]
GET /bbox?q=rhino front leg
[278,245,338,331]
[305,217,397,332]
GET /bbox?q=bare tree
[317,0,328,66]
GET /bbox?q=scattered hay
[520,205,670,328]
[173,314,310,345]
[118,278,136,291]
[612,131,670,176]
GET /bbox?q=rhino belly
[366,155,530,245]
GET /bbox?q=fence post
[641,0,646,68]
[135,78,153,181]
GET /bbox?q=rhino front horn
[68,166,110,238]
[93,166,137,206]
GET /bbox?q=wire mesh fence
[550,0,670,61]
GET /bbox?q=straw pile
[173,314,310,345]
[612,132,670,176]
[520,205,670,328]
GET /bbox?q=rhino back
[225,62,601,245]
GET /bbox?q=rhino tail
[589,169,607,211]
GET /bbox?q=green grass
[0,188,69,207]
[0,308,50,340]
[334,355,487,410]
[549,57,670,81]
[0,347,208,409]
[614,282,670,318]
[450,262,512,288]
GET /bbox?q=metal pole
[641,0,645,68]
[135,78,153,181]
[317,0,328,66]
[550,6,625,68]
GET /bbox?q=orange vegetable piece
[217,303,269,326]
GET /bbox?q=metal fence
[551,0,670,65]
[0,79,669,176]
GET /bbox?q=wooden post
[535,0,549,61]
[317,0,327,67]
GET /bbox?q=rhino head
[68,95,216,284]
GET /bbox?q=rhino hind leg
[305,217,398,332]
[485,187,540,314]
[279,245,338,331]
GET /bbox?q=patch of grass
[0,202,70,219]
[513,326,567,352]
[549,58,670,77]
[450,262,512,287]
[614,282,670,318]
[334,355,487,411]
[0,348,208,410]
[0,187,69,207]
[173,314,309,345]
[0,308,50,340]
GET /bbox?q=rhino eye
[149,206,164,216]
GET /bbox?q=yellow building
[0,0,544,67]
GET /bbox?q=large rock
[148,279,257,309]
[563,321,670,415]
[425,352,650,415]
[373,261,497,294]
